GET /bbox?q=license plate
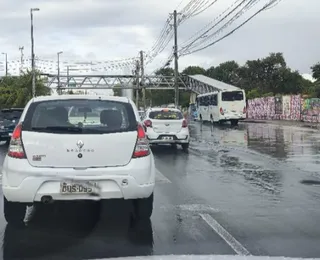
[60,181,99,194]
[162,136,173,140]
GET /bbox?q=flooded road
[0,121,320,259]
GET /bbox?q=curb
[241,120,267,124]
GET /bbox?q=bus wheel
[210,115,214,124]
[231,119,238,126]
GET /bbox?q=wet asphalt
[0,121,320,259]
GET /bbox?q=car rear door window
[23,99,137,134]
[149,110,183,120]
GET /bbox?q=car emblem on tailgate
[67,140,94,153]
[77,140,84,149]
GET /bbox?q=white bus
[195,89,247,126]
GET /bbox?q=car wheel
[3,196,27,226]
[133,193,154,220]
[181,143,189,151]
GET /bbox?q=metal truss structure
[2,73,237,95]
[181,75,219,94]
[41,74,188,90]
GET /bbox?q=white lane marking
[160,204,219,212]
[200,213,251,256]
[177,204,219,212]
[156,169,171,183]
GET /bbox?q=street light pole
[2,53,7,76]
[57,51,63,95]
[30,7,40,98]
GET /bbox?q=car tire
[181,143,189,151]
[3,196,27,226]
[133,193,154,220]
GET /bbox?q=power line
[179,0,242,48]
[179,0,254,53]
[145,0,220,66]
[182,0,260,52]
[181,0,281,56]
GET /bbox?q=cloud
[0,0,319,79]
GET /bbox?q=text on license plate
[60,181,99,194]
[162,136,173,140]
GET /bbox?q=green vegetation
[0,71,50,109]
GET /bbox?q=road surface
[1,121,320,260]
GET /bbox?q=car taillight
[8,123,26,159]
[220,107,224,115]
[144,119,152,128]
[243,106,246,114]
[132,123,150,158]
[182,119,188,128]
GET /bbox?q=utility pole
[135,60,140,108]
[173,10,180,108]
[30,8,40,98]
[2,53,8,76]
[140,51,146,111]
[67,66,69,89]
[57,51,63,95]
[19,46,24,75]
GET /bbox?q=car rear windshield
[221,91,244,101]
[23,99,137,134]
[0,109,23,121]
[149,110,183,120]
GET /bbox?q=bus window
[199,97,205,106]
[222,91,244,101]
[203,96,209,106]
[209,95,218,106]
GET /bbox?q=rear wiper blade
[32,126,83,132]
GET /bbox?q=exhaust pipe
[41,195,53,204]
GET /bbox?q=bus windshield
[222,91,244,101]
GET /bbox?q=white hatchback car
[2,95,155,225]
[143,107,190,150]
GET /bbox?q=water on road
[0,121,320,259]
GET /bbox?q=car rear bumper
[2,155,155,203]
[148,138,189,144]
[146,129,189,144]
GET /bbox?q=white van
[196,89,246,126]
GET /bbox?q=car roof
[31,95,130,103]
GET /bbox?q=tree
[206,61,240,85]
[311,63,320,81]
[182,66,206,75]
[144,68,175,106]
[201,52,312,98]
[0,71,50,108]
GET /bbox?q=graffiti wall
[247,94,308,122]
[301,98,320,123]
[247,97,275,120]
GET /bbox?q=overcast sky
[0,0,319,77]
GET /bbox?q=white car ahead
[2,95,155,225]
[143,107,190,151]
